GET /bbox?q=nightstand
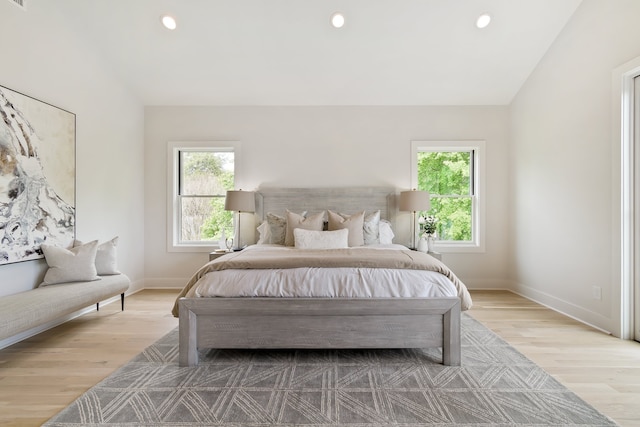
[209,251,229,261]
[427,251,442,261]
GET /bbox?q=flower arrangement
[419,215,438,236]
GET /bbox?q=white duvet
[186,244,458,299]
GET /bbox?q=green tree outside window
[417,151,473,241]
[179,151,234,242]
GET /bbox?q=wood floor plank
[470,290,640,427]
[0,289,638,426]
[0,289,178,426]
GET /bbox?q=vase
[417,236,428,252]
[426,234,435,252]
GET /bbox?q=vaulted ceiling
[41,0,583,106]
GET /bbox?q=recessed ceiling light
[476,13,491,29]
[161,15,177,30]
[330,12,345,28]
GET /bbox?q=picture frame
[0,85,76,264]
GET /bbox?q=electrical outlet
[592,286,602,300]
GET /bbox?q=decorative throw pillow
[266,213,287,245]
[379,220,395,244]
[256,221,271,244]
[328,210,365,247]
[285,210,325,246]
[294,228,349,249]
[75,236,120,275]
[363,210,381,245]
[40,240,100,286]
[261,211,308,245]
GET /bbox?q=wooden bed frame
[179,297,461,366]
[178,187,462,367]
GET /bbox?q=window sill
[167,244,222,253]
[432,243,485,253]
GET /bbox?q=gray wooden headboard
[255,187,397,222]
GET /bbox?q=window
[411,140,485,252]
[167,141,241,252]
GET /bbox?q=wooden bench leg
[96,294,125,312]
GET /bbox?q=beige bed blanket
[171,247,472,316]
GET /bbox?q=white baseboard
[510,283,615,335]
[144,277,188,289]
[460,280,616,335]
[128,277,145,294]
[464,278,513,290]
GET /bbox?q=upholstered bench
[0,274,130,342]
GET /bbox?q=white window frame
[167,141,242,252]
[411,140,485,253]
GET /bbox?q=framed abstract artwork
[0,85,76,264]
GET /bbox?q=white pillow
[75,236,120,275]
[379,220,395,244]
[363,210,381,245]
[41,240,100,286]
[328,210,364,247]
[285,210,325,246]
[294,228,349,249]
[256,221,271,244]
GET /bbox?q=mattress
[183,244,463,301]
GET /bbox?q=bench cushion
[0,274,129,341]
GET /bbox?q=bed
[173,187,472,367]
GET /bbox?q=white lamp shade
[224,190,255,212]
[399,190,430,212]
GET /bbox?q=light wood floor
[470,290,640,427]
[0,290,179,427]
[0,289,638,426]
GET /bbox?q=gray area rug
[44,314,617,426]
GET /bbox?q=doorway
[618,56,640,341]
[635,75,640,342]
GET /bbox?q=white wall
[144,106,511,290]
[5,0,638,338]
[509,0,640,335]
[0,2,145,295]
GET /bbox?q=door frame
[614,56,640,340]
